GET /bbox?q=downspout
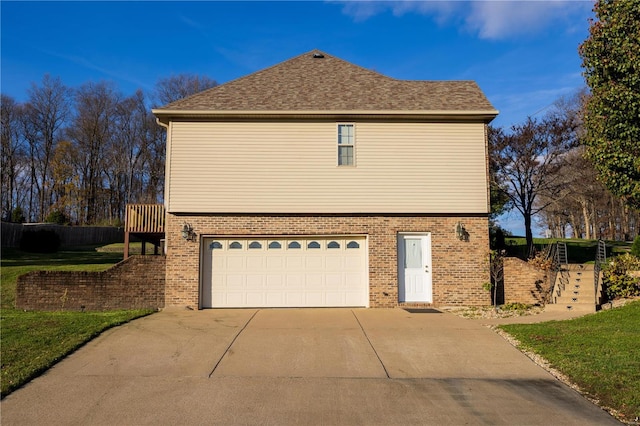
[155,117,168,129]
[155,117,170,210]
[155,117,170,257]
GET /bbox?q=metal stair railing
[546,243,558,304]
[556,241,568,265]
[548,242,568,303]
[594,239,607,305]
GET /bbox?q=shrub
[631,235,640,257]
[527,250,555,270]
[602,253,640,300]
[501,302,533,311]
[19,230,60,253]
[11,207,25,223]
[44,209,69,225]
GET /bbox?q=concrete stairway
[545,264,598,313]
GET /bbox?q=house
[152,50,498,309]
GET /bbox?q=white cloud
[334,0,594,40]
[465,1,593,40]
[179,15,205,31]
[335,1,460,23]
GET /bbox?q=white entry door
[398,234,432,303]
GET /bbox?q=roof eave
[152,109,500,124]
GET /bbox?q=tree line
[491,0,640,254]
[490,89,640,251]
[5,74,635,244]
[1,74,216,225]
[3,2,638,248]
[3,77,637,244]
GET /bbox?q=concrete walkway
[1,308,619,425]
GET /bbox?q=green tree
[579,0,640,209]
[631,235,640,257]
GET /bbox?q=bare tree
[66,81,119,224]
[3,72,218,225]
[1,95,26,221]
[538,146,607,239]
[535,89,640,242]
[21,75,72,221]
[50,140,82,223]
[139,107,166,204]
[103,89,154,222]
[154,73,217,106]
[490,115,577,256]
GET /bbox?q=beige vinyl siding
[167,121,488,214]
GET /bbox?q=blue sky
[1,0,595,235]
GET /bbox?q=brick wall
[165,214,490,308]
[503,257,549,305]
[16,255,165,311]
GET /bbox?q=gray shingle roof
[156,50,497,113]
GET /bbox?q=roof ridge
[163,49,394,109]
[163,50,315,109]
[315,50,395,81]
[157,50,497,114]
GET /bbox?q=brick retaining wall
[16,255,165,311]
[503,257,549,305]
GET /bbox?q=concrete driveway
[1,308,619,425]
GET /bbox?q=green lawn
[1,247,154,396]
[97,241,160,255]
[500,301,640,422]
[503,237,631,263]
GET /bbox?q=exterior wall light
[181,223,196,241]
[456,222,469,241]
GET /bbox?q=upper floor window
[337,124,355,166]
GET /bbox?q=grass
[97,241,160,254]
[500,301,640,422]
[503,237,631,263]
[1,247,154,397]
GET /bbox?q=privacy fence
[1,222,124,248]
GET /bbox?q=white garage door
[201,236,368,308]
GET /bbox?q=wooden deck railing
[124,204,165,259]
[125,204,165,234]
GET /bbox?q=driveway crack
[208,309,259,378]
[351,309,390,379]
